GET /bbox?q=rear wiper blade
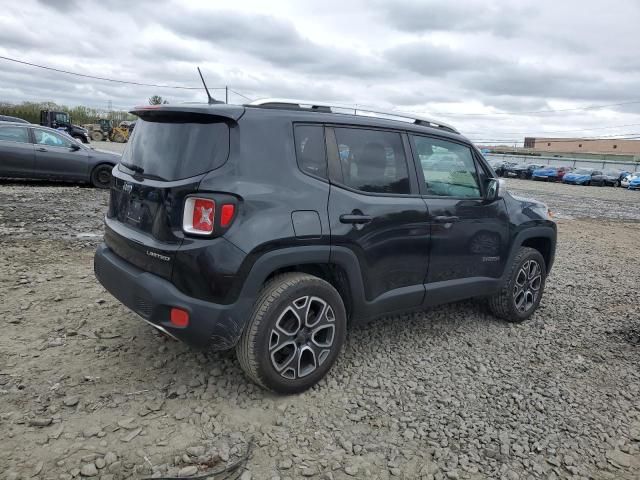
[120,161,144,174]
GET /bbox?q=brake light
[220,204,235,227]
[183,197,215,235]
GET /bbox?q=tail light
[182,195,237,236]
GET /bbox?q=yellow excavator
[82,119,130,143]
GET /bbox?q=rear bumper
[94,243,246,350]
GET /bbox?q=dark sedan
[0,114,29,124]
[0,121,120,188]
[499,163,546,179]
[591,169,623,187]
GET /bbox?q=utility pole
[225,86,229,104]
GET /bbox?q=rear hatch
[105,106,240,279]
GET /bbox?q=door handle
[339,214,373,225]
[432,215,460,223]
[37,147,48,152]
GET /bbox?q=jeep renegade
[94,99,556,394]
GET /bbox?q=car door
[408,134,510,305]
[0,125,35,178]
[33,128,89,180]
[326,126,430,318]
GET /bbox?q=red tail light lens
[183,197,215,235]
[220,204,235,227]
[170,308,189,327]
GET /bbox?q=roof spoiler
[130,104,245,122]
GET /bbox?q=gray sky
[1,0,639,143]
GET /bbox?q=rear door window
[0,126,30,144]
[121,113,229,181]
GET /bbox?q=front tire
[488,247,546,323]
[236,273,347,394]
[91,131,104,142]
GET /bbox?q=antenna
[197,67,223,104]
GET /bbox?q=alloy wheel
[513,259,542,313]
[269,296,336,380]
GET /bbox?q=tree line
[0,101,136,125]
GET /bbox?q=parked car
[491,161,517,176]
[532,166,572,182]
[591,169,623,187]
[562,168,599,185]
[629,175,640,190]
[621,172,640,188]
[0,114,29,124]
[0,121,120,188]
[93,99,556,393]
[500,163,546,179]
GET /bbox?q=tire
[585,181,591,186]
[488,247,546,323]
[90,164,113,189]
[91,131,104,142]
[519,171,527,179]
[73,135,88,144]
[614,180,620,187]
[236,272,347,394]
[113,133,126,143]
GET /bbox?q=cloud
[151,7,390,78]
[384,41,494,76]
[0,0,638,143]
[377,0,529,36]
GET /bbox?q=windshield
[55,112,70,124]
[573,168,592,175]
[120,113,229,181]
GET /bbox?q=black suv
[94,100,556,393]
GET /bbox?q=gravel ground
[0,178,639,480]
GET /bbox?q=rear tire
[113,133,126,143]
[90,164,113,189]
[488,247,546,323]
[236,273,347,394]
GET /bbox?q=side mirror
[70,143,81,151]
[486,178,506,201]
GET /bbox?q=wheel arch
[507,226,557,275]
[239,246,365,323]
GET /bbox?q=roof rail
[247,98,459,134]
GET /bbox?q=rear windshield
[120,113,229,181]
